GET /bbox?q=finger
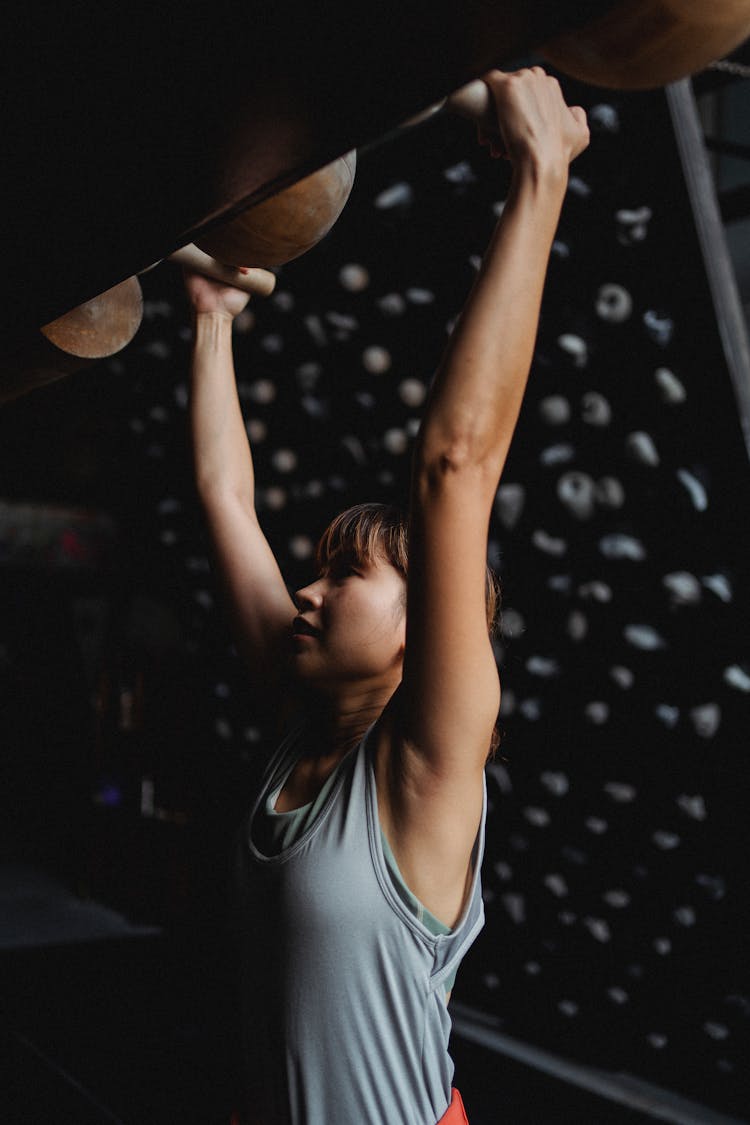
[169,246,277,298]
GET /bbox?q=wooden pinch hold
[167,244,277,298]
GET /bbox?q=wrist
[510,151,569,196]
[192,309,235,349]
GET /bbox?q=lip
[292,616,321,638]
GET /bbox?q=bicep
[202,493,296,696]
[401,460,501,774]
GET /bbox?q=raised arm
[381,70,589,925]
[185,268,297,706]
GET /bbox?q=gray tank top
[234,719,487,1125]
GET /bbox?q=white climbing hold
[339,263,370,292]
[595,283,633,323]
[701,573,733,602]
[557,333,588,367]
[724,665,750,692]
[374,182,413,209]
[626,431,660,467]
[624,623,665,649]
[662,571,702,607]
[677,468,708,511]
[362,345,392,374]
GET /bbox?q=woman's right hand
[182,267,257,319]
[173,244,276,319]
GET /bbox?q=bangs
[316,503,408,577]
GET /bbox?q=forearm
[190,311,257,508]
[417,161,567,478]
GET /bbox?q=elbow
[414,430,501,492]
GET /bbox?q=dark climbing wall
[0,76,748,1115]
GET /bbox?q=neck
[311,678,399,756]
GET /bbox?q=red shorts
[437,1088,469,1124]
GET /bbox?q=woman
[185,68,588,1125]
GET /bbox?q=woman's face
[290,552,406,690]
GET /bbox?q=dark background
[1,72,748,1123]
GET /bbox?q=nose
[294,579,325,611]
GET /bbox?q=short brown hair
[316,503,502,754]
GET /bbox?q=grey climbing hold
[595,476,625,509]
[654,366,686,404]
[539,394,571,425]
[604,781,637,802]
[519,698,542,721]
[600,534,646,561]
[494,483,526,529]
[443,161,476,184]
[653,831,681,850]
[690,703,721,738]
[578,580,613,603]
[589,103,620,133]
[567,610,588,641]
[609,667,634,690]
[583,917,611,943]
[585,816,608,835]
[603,890,631,908]
[615,205,652,244]
[500,608,526,638]
[677,468,708,511]
[643,308,674,346]
[540,443,575,466]
[377,293,407,317]
[655,704,680,727]
[502,892,526,924]
[533,529,567,556]
[676,794,707,821]
[581,391,612,426]
[540,771,570,797]
[624,623,665,649]
[557,471,596,519]
[585,702,610,725]
[595,283,633,324]
[544,874,569,897]
[626,431,660,467]
[524,806,550,827]
[527,655,561,678]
